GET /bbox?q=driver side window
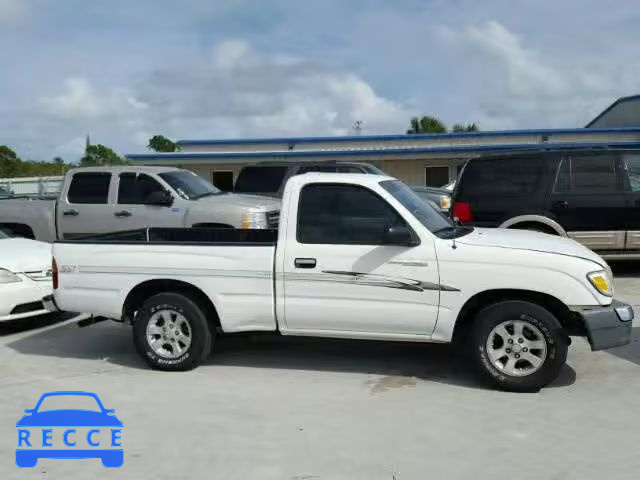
[297,183,404,244]
[118,173,165,204]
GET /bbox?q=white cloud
[0,0,27,25]
[140,38,412,139]
[439,20,640,129]
[39,77,148,120]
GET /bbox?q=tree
[80,144,127,166]
[452,123,479,132]
[407,116,447,134]
[147,135,179,152]
[0,145,21,177]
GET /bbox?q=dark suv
[451,149,640,259]
[234,161,385,197]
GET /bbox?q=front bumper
[0,274,52,322]
[571,300,634,351]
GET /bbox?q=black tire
[133,292,212,371]
[470,300,568,392]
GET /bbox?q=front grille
[10,301,45,315]
[267,210,280,229]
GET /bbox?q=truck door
[57,172,115,239]
[114,173,183,230]
[278,182,440,337]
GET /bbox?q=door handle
[114,210,132,218]
[63,209,79,217]
[294,258,316,269]
[552,200,569,209]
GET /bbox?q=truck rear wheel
[133,292,212,371]
[470,300,568,392]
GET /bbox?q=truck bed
[53,227,278,332]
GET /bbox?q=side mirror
[384,225,418,246]
[145,190,173,207]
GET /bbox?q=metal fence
[0,176,63,197]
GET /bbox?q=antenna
[452,217,458,250]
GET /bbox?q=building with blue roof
[127,96,640,189]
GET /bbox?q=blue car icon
[16,391,123,468]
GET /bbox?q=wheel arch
[122,279,221,330]
[499,215,567,236]
[0,223,36,239]
[452,289,584,343]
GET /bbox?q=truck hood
[457,228,607,268]
[193,193,281,211]
[0,238,51,273]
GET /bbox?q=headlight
[587,270,612,297]
[0,269,22,284]
[241,211,268,229]
[439,196,451,210]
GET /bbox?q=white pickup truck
[45,173,633,392]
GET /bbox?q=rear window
[235,166,287,194]
[458,157,544,197]
[67,172,111,204]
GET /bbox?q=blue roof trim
[586,94,640,128]
[128,141,640,161]
[176,126,640,147]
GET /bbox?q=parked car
[451,149,640,260]
[234,161,385,197]
[0,229,52,322]
[0,166,280,242]
[410,186,451,212]
[46,172,632,392]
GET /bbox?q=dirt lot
[1,264,639,480]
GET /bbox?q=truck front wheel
[133,292,212,371]
[471,300,568,392]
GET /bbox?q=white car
[47,173,633,391]
[0,230,53,322]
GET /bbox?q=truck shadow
[6,321,576,391]
[604,326,640,366]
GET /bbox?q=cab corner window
[67,172,111,204]
[297,184,403,244]
[553,157,571,193]
[623,154,640,192]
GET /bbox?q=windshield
[159,171,222,200]
[380,180,472,239]
[0,230,9,239]
[36,394,102,412]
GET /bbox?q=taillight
[52,257,58,290]
[452,201,473,223]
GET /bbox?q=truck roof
[286,172,395,189]
[66,165,183,175]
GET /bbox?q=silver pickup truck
[0,166,280,241]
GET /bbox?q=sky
[1,0,639,161]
